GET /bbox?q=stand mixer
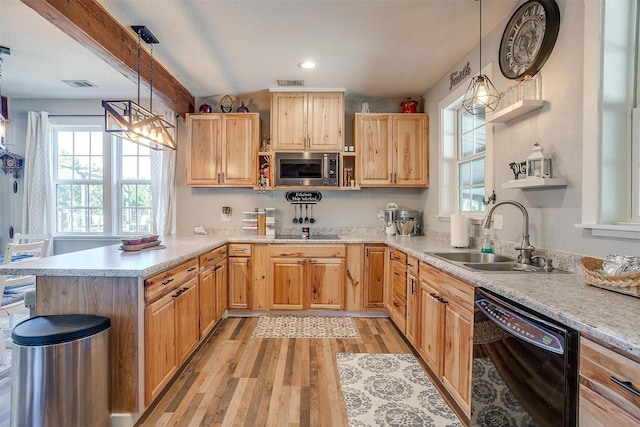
[384,203,398,236]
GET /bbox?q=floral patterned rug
[251,315,360,338]
[337,353,462,426]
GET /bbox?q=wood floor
[137,316,415,427]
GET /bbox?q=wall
[422,0,638,258]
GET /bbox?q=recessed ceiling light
[298,60,317,69]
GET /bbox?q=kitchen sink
[431,252,514,263]
[274,234,340,240]
[427,251,564,273]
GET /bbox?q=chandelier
[461,0,501,115]
[102,26,176,150]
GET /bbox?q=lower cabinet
[363,244,386,308]
[228,243,252,309]
[418,261,473,416]
[405,256,420,347]
[199,245,228,338]
[144,258,199,406]
[580,337,640,425]
[387,249,407,332]
[269,244,346,310]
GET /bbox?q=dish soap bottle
[480,229,494,253]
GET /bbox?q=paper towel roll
[450,213,469,248]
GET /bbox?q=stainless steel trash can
[11,314,111,427]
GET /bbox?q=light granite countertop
[2,233,639,359]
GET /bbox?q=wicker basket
[580,256,640,298]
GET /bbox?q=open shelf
[501,177,568,189]
[487,99,544,123]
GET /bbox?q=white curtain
[22,111,53,234]
[151,112,177,235]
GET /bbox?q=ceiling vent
[62,80,98,88]
[277,80,304,87]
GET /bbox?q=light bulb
[476,84,489,105]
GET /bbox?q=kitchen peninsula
[2,233,640,426]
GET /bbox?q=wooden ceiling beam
[21,0,195,116]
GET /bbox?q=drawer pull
[393,272,401,276]
[233,249,247,253]
[187,267,197,272]
[206,257,214,262]
[162,278,174,286]
[610,376,640,398]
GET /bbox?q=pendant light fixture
[102,26,176,151]
[0,45,10,151]
[462,0,501,115]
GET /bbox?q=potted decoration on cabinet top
[400,97,418,113]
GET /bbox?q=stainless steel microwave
[274,152,339,187]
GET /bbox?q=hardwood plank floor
[137,317,414,427]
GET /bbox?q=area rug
[251,315,360,338]
[337,353,462,426]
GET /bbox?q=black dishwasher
[471,288,578,427]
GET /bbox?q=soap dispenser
[480,229,494,254]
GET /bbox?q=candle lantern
[525,142,552,179]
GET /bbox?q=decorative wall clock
[499,0,560,80]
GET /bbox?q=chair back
[13,233,52,257]
[1,241,46,305]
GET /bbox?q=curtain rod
[48,114,104,117]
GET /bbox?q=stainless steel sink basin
[463,262,542,272]
[274,234,340,240]
[431,252,514,263]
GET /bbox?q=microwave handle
[322,154,329,185]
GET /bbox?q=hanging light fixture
[462,0,501,115]
[0,46,10,151]
[102,26,176,150]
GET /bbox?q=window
[439,63,495,218]
[457,108,487,213]
[53,126,153,235]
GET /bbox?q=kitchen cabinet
[269,244,346,310]
[270,92,344,151]
[363,244,386,308]
[580,337,640,425]
[185,113,260,187]
[144,258,199,405]
[418,261,473,416]
[344,244,364,311]
[386,249,407,332]
[199,245,227,338]
[405,255,420,347]
[228,243,252,309]
[356,113,428,187]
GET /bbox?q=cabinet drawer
[199,245,228,269]
[391,292,406,316]
[389,249,407,264]
[406,255,419,275]
[580,337,640,421]
[145,258,199,304]
[228,243,252,257]
[268,244,345,258]
[392,265,407,298]
[419,261,474,311]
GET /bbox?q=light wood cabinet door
[394,114,428,186]
[271,92,344,151]
[144,291,177,405]
[405,271,419,347]
[215,261,228,320]
[441,299,472,415]
[185,114,222,185]
[307,92,344,151]
[175,276,200,363]
[363,245,386,308]
[308,258,344,310]
[270,92,307,150]
[229,256,251,309]
[358,114,393,185]
[222,114,259,185]
[418,280,444,377]
[198,267,216,339]
[271,258,305,309]
[390,260,407,332]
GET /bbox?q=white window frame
[438,63,495,221]
[578,0,640,239]
[51,118,154,237]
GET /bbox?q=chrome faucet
[481,200,535,265]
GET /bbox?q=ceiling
[0,0,518,103]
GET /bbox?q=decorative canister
[198,103,212,113]
[400,97,418,113]
[237,102,249,113]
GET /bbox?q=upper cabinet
[185,113,260,187]
[356,113,428,187]
[270,92,345,151]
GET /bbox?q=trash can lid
[12,314,111,346]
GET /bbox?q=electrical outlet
[492,214,503,230]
